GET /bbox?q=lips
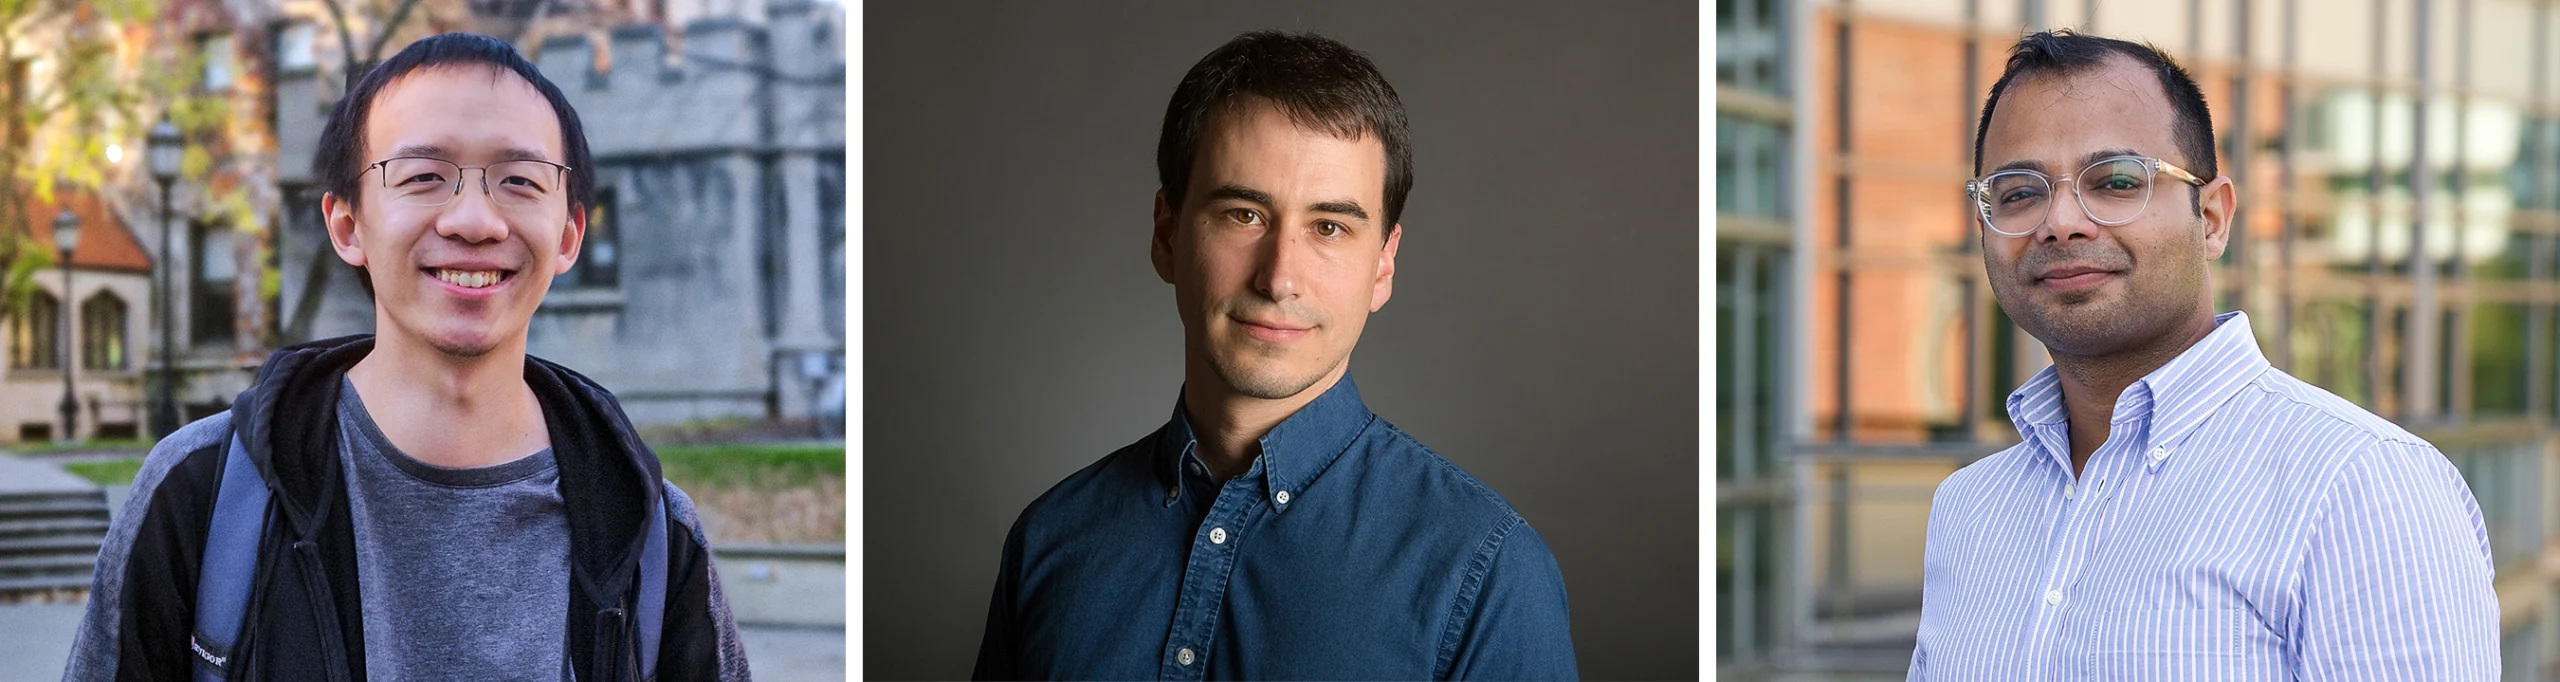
[2035,264,2120,291]
[1235,317,1311,344]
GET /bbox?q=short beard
[1995,227,2211,359]
[1207,347,1339,400]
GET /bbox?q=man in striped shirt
[1911,30,2502,679]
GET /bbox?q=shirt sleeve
[660,481,754,682]
[1440,516,1579,680]
[972,519,1026,681]
[2289,439,2501,680]
[64,415,233,682]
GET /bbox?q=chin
[1208,354,1331,401]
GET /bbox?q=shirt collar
[1154,374,1376,513]
[2003,310,2270,463]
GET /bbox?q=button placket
[1161,476,1258,680]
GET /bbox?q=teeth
[434,269,502,288]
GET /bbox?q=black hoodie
[63,335,750,681]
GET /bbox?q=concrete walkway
[0,603,845,680]
[0,453,97,495]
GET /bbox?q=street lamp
[147,117,180,438]
[53,210,78,443]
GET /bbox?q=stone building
[268,1,846,428]
[0,192,154,443]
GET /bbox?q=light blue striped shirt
[1909,311,2501,680]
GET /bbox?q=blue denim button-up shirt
[974,376,1578,680]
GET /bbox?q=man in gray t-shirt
[65,33,747,681]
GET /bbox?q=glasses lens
[1982,171,2051,234]
[2075,157,2153,224]
[486,161,563,208]
[380,158,461,206]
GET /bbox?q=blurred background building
[0,0,847,441]
[1720,0,2560,677]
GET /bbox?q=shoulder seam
[1432,511,1524,679]
[2244,373,2425,447]
[1379,422,1514,514]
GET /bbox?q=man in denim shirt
[971,31,1578,680]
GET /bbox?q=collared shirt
[973,376,1578,680]
[1910,311,2501,680]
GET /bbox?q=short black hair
[312,32,595,297]
[1973,30,2216,211]
[1157,31,1413,231]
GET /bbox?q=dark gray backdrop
[865,2,1698,679]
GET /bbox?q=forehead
[364,65,565,161]
[1980,55,2182,170]
[1191,100,1385,199]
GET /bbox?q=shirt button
[1209,527,1228,544]
[1188,460,1205,476]
[2149,446,2170,462]
[2063,484,2074,499]
[1275,490,1291,505]
[1177,647,1195,666]
[2044,589,2063,605]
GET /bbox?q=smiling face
[1153,99,1401,402]
[324,65,584,359]
[1976,55,2233,358]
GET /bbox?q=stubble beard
[1207,343,1339,400]
[1994,233,2211,360]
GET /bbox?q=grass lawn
[63,458,147,486]
[15,438,155,457]
[52,443,845,546]
[657,443,846,545]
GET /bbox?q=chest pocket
[2090,607,2286,681]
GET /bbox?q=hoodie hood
[228,334,666,673]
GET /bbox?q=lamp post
[147,117,180,439]
[53,210,78,443]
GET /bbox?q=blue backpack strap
[191,431,267,681]
[636,489,670,680]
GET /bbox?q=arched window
[81,292,125,370]
[9,291,59,369]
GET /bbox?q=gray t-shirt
[337,379,572,679]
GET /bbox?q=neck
[1181,358,1348,480]
[2048,312,2218,476]
[345,331,548,469]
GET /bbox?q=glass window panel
[2470,302,2529,415]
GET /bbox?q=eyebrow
[1204,184,1372,223]
[386,144,559,164]
[1992,147,2143,175]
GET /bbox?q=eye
[2000,187,2044,205]
[1221,208,1265,226]
[1314,222,1347,238]
[2095,174,2144,192]
[399,172,446,186]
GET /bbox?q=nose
[433,170,512,244]
[2036,180,2101,243]
[1250,222,1306,302]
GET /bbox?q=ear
[2196,176,2237,260]
[1151,189,1177,284]
[323,192,366,267]
[553,201,588,272]
[1370,223,1400,312]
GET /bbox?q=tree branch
[364,0,424,65]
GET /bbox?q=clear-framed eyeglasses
[1964,155,2207,237]
[362,157,574,210]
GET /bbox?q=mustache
[2013,243,2131,279]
